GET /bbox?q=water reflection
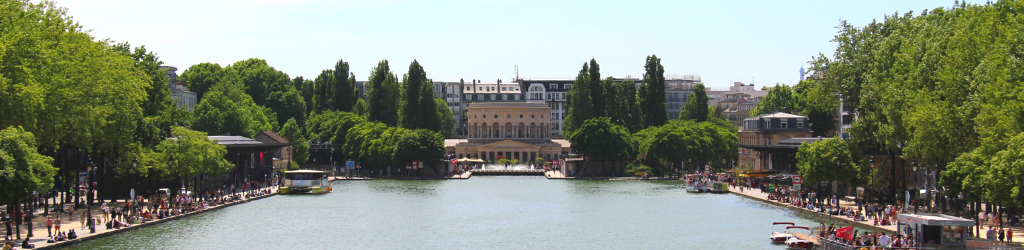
[64,176,863,249]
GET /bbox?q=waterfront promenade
[3,187,279,250]
[728,185,1023,246]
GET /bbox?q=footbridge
[470,169,545,176]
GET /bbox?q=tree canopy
[0,127,57,205]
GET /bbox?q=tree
[401,60,428,129]
[587,59,605,117]
[679,83,709,122]
[312,69,334,114]
[367,60,400,127]
[567,118,635,161]
[144,126,231,186]
[111,42,171,117]
[331,59,357,112]
[563,63,595,133]
[750,84,798,116]
[640,55,667,128]
[436,98,455,138]
[0,126,57,206]
[191,73,276,137]
[0,0,151,180]
[278,118,309,165]
[180,62,223,101]
[793,79,837,137]
[796,138,861,187]
[224,58,303,126]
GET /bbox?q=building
[664,75,702,119]
[459,79,528,136]
[161,66,197,111]
[254,131,291,170]
[447,102,571,166]
[516,78,571,137]
[737,112,813,172]
[207,133,291,186]
[434,81,464,136]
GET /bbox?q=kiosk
[897,213,975,246]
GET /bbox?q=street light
[87,158,96,233]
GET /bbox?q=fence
[819,238,1024,250]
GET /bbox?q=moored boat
[769,222,796,243]
[280,170,332,194]
[783,226,813,249]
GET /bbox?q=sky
[51,0,973,90]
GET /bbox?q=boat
[769,222,796,243]
[280,170,332,194]
[685,174,708,193]
[783,226,813,250]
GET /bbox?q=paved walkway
[728,185,1023,246]
[3,187,278,249]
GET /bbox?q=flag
[836,226,854,241]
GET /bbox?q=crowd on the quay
[2,179,278,249]
[733,178,1021,247]
[818,222,915,248]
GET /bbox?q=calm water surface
[64,176,856,249]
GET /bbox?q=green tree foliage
[223,58,304,126]
[635,119,737,175]
[586,59,605,117]
[750,84,798,116]
[793,79,838,137]
[331,59,357,112]
[312,69,335,113]
[143,126,231,182]
[341,122,444,170]
[294,76,314,113]
[353,98,368,117]
[401,60,428,129]
[436,98,455,138]
[191,74,276,137]
[111,42,171,117]
[0,0,150,174]
[306,111,365,145]
[567,118,635,161]
[796,138,862,187]
[367,60,400,127]
[679,83,709,122]
[0,127,57,205]
[179,62,222,100]
[563,62,595,133]
[639,55,667,128]
[278,118,309,164]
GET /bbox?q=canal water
[63,176,857,249]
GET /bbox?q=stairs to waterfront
[470,169,545,176]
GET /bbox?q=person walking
[80,211,86,230]
[1000,229,1006,245]
[1008,229,1014,245]
[54,218,61,235]
[45,217,52,237]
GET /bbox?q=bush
[625,163,653,177]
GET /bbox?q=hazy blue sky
[54,0,970,89]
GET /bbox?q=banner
[836,226,854,241]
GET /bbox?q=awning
[456,158,484,163]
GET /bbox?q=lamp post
[86,158,96,233]
[912,161,918,214]
[26,191,36,238]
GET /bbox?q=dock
[470,169,545,175]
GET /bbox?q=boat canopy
[786,226,810,230]
[773,222,795,225]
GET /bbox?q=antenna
[515,65,519,81]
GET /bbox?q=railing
[818,238,1024,250]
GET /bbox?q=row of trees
[791,1,1024,210]
[0,0,232,220]
[564,56,738,176]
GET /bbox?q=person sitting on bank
[67,230,77,240]
[2,241,12,250]
[45,236,54,244]
[21,238,33,249]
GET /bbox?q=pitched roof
[255,131,289,144]
[744,112,807,121]
[468,102,548,108]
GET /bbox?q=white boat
[783,226,813,249]
[769,222,796,243]
[685,174,709,193]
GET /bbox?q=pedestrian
[980,210,988,229]
[55,218,61,234]
[1008,229,1013,245]
[4,218,12,241]
[1000,229,1006,245]
[80,211,86,230]
[45,217,52,237]
[988,227,995,242]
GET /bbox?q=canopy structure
[456,158,485,163]
[738,169,778,178]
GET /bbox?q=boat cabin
[897,213,974,246]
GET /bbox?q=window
[520,115,523,118]
[507,114,511,118]
[798,119,804,128]
[494,115,497,118]
[782,119,788,129]
[478,87,482,91]
[561,93,565,99]
[466,87,471,91]
[531,115,535,118]
[565,84,572,90]
[476,94,482,100]
[550,84,557,90]
[502,87,507,91]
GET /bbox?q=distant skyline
[54,0,975,89]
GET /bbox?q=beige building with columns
[446,102,571,164]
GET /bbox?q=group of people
[984,227,1013,245]
[819,222,916,248]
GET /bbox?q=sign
[406,165,411,169]
[704,165,710,173]
[792,175,802,185]
[418,161,423,168]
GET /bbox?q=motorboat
[783,226,813,250]
[280,170,333,194]
[769,222,796,243]
[685,174,708,193]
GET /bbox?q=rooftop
[468,102,548,109]
[745,112,807,121]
